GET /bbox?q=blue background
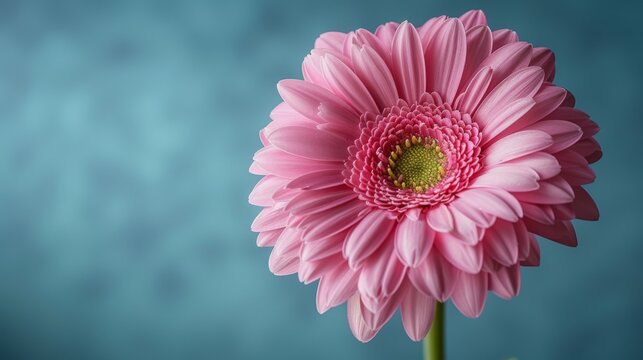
[0,0,639,359]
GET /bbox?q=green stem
[423,301,445,360]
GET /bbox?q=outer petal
[391,21,426,103]
[460,25,492,88]
[476,42,533,89]
[483,130,553,166]
[427,203,454,232]
[426,18,466,103]
[395,214,435,267]
[344,210,396,269]
[469,165,540,192]
[317,263,359,313]
[436,233,483,273]
[401,287,436,341]
[269,126,349,161]
[489,264,521,300]
[347,294,378,343]
[350,45,399,110]
[321,54,379,114]
[459,10,487,30]
[409,250,461,302]
[451,271,488,318]
[358,241,407,312]
[483,220,519,266]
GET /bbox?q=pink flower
[249,9,601,342]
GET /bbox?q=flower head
[250,9,601,342]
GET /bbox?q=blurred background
[0,0,639,359]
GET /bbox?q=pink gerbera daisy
[249,9,601,342]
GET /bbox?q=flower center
[387,136,446,193]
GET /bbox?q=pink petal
[256,229,282,247]
[525,219,577,247]
[251,206,288,232]
[525,120,583,153]
[347,294,378,342]
[408,250,461,302]
[426,18,466,103]
[470,164,540,192]
[358,241,407,312]
[572,186,599,221]
[269,228,302,275]
[277,79,356,123]
[302,51,329,88]
[483,220,519,266]
[503,152,561,180]
[354,28,390,66]
[483,130,553,166]
[427,203,454,232]
[489,264,521,300]
[391,21,426,103]
[451,271,488,318]
[360,282,407,330]
[253,146,343,179]
[530,47,555,82]
[459,10,487,30]
[285,187,356,216]
[476,42,533,89]
[375,22,399,46]
[522,203,555,225]
[314,31,346,56]
[482,97,536,143]
[268,126,349,161]
[558,150,596,185]
[515,176,574,205]
[514,220,531,260]
[344,210,396,269]
[501,84,568,135]
[460,25,492,88]
[301,231,345,261]
[454,66,493,114]
[475,66,544,131]
[287,169,344,190]
[302,199,368,241]
[321,53,379,114]
[418,16,447,49]
[350,45,399,110]
[451,193,496,228]
[492,29,518,51]
[395,214,435,267]
[521,234,541,266]
[317,263,359,313]
[448,206,482,244]
[249,176,289,206]
[298,254,344,284]
[454,188,522,222]
[401,287,436,341]
[437,233,483,273]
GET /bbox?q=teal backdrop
[0,0,639,359]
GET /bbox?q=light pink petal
[287,169,344,190]
[360,282,407,330]
[401,287,436,341]
[525,120,583,153]
[451,272,488,318]
[301,231,345,261]
[427,203,454,232]
[454,188,522,222]
[253,146,343,179]
[269,126,349,161]
[315,32,346,54]
[426,18,466,103]
[460,25,492,88]
[302,200,368,241]
[451,193,496,228]
[454,66,493,114]
[530,47,555,82]
[249,176,289,206]
[285,187,356,216]
[459,9,487,30]
[521,234,541,266]
[277,79,357,123]
[269,228,302,275]
[251,206,287,232]
[347,294,378,343]
[572,186,599,221]
[475,66,544,130]
[501,85,568,135]
[409,250,461,302]
[302,51,329,88]
[358,240,407,312]
[482,97,536,143]
[522,203,555,225]
[525,219,577,247]
[321,54,379,114]
[483,130,553,166]
[483,220,519,266]
[344,210,396,269]
[418,16,448,49]
[317,263,359,313]
[395,214,435,267]
[298,254,343,284]
[503,152,561,180]
[476,42,533,89]
[391,21,426,103]
[515,176,574,205]
[437,233,483,273]
[256,229,282,247]
[489,264,521,300]
[350,45,399,110]
[354,28,390,65]
[448,206,482,244]
[492,29,518,51]
[470,164,540,192]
